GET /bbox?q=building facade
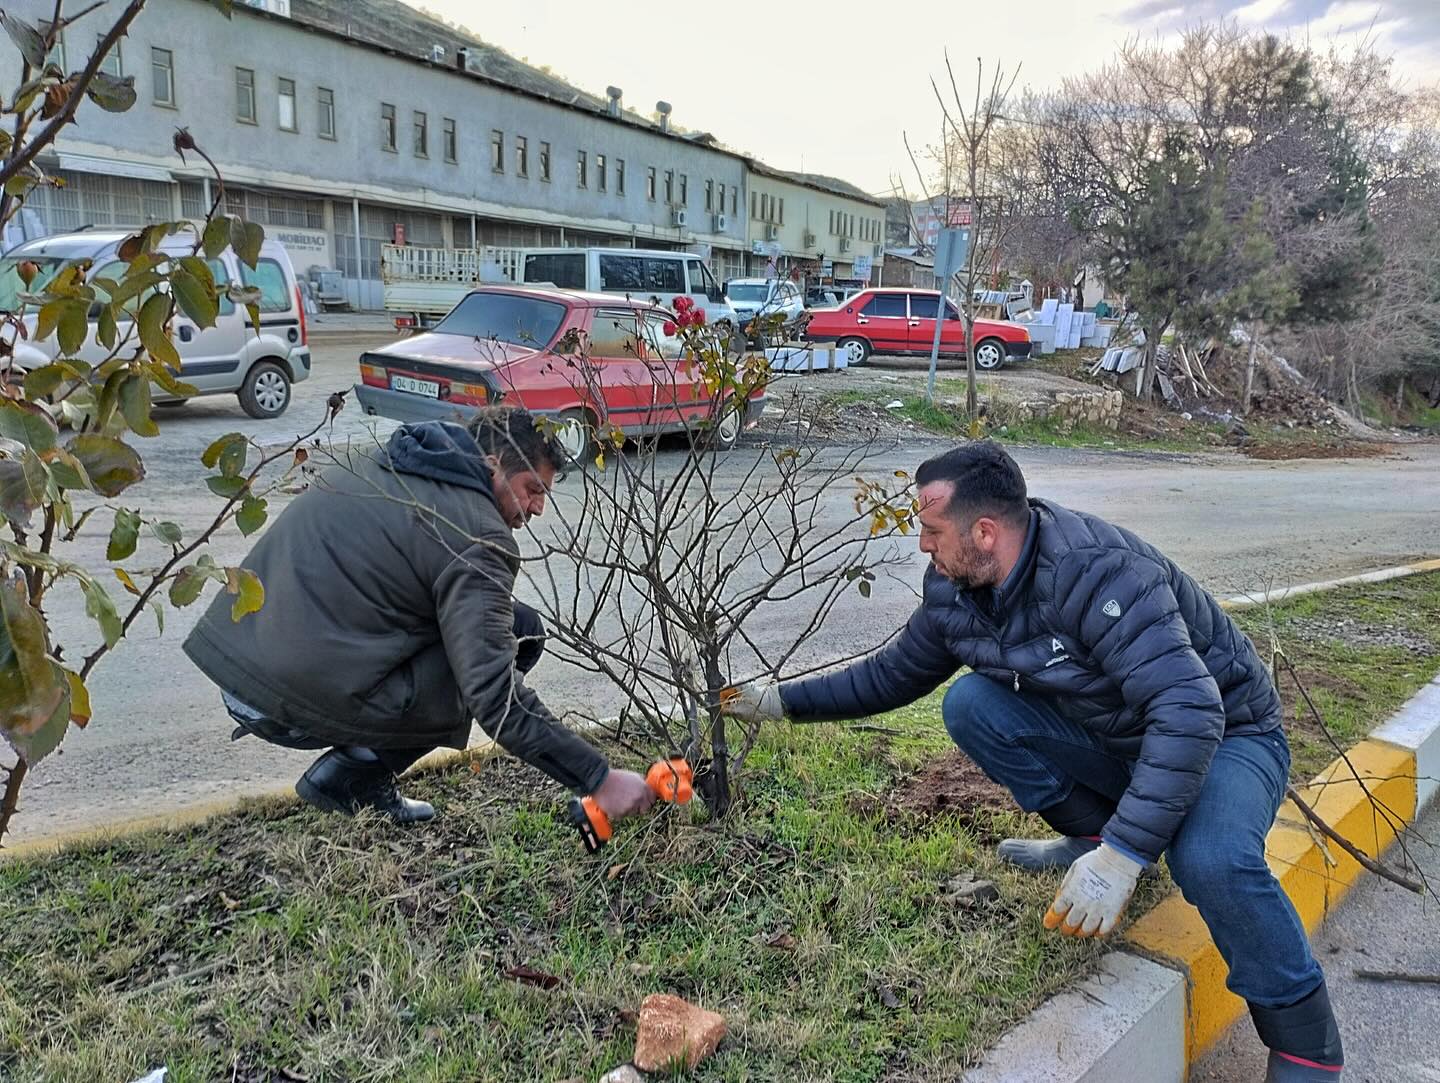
[742,166,885,286]
[1,0,882,305]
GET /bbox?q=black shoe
[295,748,435,824]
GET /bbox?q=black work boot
[295,748,435,824]
[1252,982,1344,1082]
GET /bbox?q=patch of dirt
[887,749,1016,819]
[1243,440,1394,461]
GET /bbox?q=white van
[0,230,311,418]
[519,247,738,331]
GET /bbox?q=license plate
[391,374,441,398]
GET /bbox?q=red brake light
[295,285,307,345]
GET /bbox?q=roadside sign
[853,254,873,282]
[933,227,970,282]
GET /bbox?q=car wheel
[238,361,291,419]
[554,408,597,465]
[838,336,871,365]
[974,338,1007,370]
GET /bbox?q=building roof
[240,0,881,207]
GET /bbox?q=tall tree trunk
[1394,375,1406,415]
[1139,333,1161,400]
[965,318,978,420]
[1242,324,1259,415]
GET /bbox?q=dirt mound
[888,749,1015,817]
[1244,440,1393,461]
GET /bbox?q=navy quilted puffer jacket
[780,499,1283,863]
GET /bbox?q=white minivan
[519,247,739,331]
[0,230,311,418]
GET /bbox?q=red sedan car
[354,286,766,458]
[804,288,1032,369]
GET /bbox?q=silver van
[0,230,311,418]
[519,247,739,331]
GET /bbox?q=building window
[443,118,456,163]
[576,150,588,188]
[616,159,625,195]
[96,34,121,78]
[664,170,674,203]
[317,87,335,139]
[752,192,759,220]
[278,77,296,132]
[381,102,397,151]
[778,197,784,225]
[679,174,688,205]
[491,129,504,172]
[538,140,550,181]
[234,67,256,124]
[151,47,174,107]
[646,166,656,201]
[731,188,738,215]
[705,180,714,212]
[596,153,607,193]
[413,111,428,157]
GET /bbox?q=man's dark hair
[465,405,568,476]
[915,442,1029,526]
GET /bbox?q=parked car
[0,230,311,418]
[518,248,739,333]
[353,285,767,457]
[804,288,1032,368]
[724,277,807,343]
[804,284,862,308]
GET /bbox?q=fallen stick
[119,958,228,999]
[1354,969,1440,985]
[1284,783,1423,894]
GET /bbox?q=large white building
[1,0,883,305]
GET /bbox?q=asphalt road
[8,338,1440,846]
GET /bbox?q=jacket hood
[383,421,496,499]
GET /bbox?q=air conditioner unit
[713,213,728,232]
[672,207,689,228]
[766,224,780,241]
[803,230,816,248]
[838,237,851,253]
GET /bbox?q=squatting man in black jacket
[725,442,1342,1083]
[184,406,655,829]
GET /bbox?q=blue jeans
[942,672,1325,1008]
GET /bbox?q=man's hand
[1043,843,1144,937]
[721,679,786,723]
[591,768,656,821]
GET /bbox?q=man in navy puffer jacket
[725,442,1342,1083]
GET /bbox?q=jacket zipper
[1012,671,1021,692]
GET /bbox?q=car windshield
[727,283,769,302]
[434,292,567,347]
[0,256,67,312]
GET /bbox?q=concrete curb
[963,560,1440,1081]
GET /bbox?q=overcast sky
[406,1,1439,196]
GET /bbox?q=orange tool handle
[571,758,694,852]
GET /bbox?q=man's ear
[973,516,1001,552]
[483,453,504,476]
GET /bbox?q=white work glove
[720,679,787,723]
[1044,843,1144,938]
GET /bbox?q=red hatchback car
[354,286,766,458]
[804,288,1032,369]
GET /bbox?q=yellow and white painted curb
[967,560,1440,1082]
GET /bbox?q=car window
[523,252,585,290]
[587,308,643,359]
[860,294,907,317]
[640,312,684,361]
[598,254,645,292]
[909,295,939,319]
[208,258,236,316]
[728,282,767,302]
[434,292,567,347]
[643,257,685,294]
[0,256,66,311]
[240,258,291,313]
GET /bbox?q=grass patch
[1,703,1112,1083]
[5,578,1433,1082]
[1231,570,1440,781]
